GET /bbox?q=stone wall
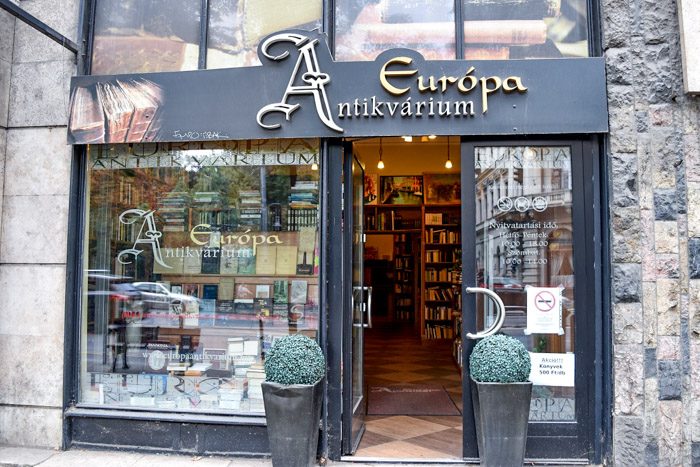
[604,0,700,464]
[0,0,77,448]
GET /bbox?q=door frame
[341,142,367,454]
[460,136,605,462]
[325,135,607,463]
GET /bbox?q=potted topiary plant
[469,334,532,467]
[262,334,326,467]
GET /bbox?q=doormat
[367,384,461,416]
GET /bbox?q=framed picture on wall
[379,176,423,205]
[364,173,378,205]
[424,173,461,204]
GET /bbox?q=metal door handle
[363,286,372,329]
[465,287,506,339]
[351,286,372,328]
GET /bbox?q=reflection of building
[474,147,575,355]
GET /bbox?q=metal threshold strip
[339,457,591,465]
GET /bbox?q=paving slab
[0,446,56,467]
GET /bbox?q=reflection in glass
[335,0,456,61]
[80,140,321,415]
[474,146,575,422]
[206,0,322,68]
[91,0,201,74]
[462,0,589,59]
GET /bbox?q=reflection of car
[489,277,524,290]
[132,282,199,313]
[86,272,145,321]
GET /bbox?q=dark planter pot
[471,378,533,467]
[262,378,324,467]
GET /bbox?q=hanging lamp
[445,137,453,169]
[377,137,385,169]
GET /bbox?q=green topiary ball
[469,334,531,383]
[264,334,326,385]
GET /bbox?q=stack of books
[157,192,188,232]
[288,181,319,230]
[239,190,263,228]
[219,378,245,410]
[246,364,266,413]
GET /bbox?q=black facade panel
[70,416,270,456]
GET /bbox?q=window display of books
[288,180,318,230]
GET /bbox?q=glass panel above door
[335,0,456,61]
[474,145,576,422]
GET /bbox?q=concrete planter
[262,378,324,467]
[471,378,533,467]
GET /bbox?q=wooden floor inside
[356,318,464,459]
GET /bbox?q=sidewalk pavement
[0,446,469,467]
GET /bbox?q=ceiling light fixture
[402,135,413,142]
[445,137,453,169]
[377,137,385,169]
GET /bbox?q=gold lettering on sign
[378,57,528,113]
[379,57,418,96]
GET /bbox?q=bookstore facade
[64,0,610,463]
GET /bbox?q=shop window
[91,0,202,74]
[206,0,322,69]
[335,0,456,61]
[461,0,590,59]
[80,140,321,415]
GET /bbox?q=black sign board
[67,30,607,144]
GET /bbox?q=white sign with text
[529,352,575,387]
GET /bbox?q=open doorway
[351,137,464,460]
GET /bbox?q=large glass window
[334,0,589,61]
[91,0,202,74]
[474,145,575,422]
[206,0,322,69]
[335,0,456,61]
[462,0,589,59]
[80,140,321,415]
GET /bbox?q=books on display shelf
[237,248,256,274]
[200,247,221,274]
[255,245,277,275]
[157,192,188,232]
[425,268,460,282]
[426,286,456,301]
[192,192,222,205]
[424,323,454,339]
[425,228,461,244]
[290,280,308,304]
[238,190,262,228]
[220,245,239,275]
[287,207,318,230]
[424,305,456,321]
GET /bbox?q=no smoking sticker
[525,286,564,335]
[534,291,556,311]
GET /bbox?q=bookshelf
[364,205,421,323]
[421,204,462,340]
[393,233,419,322]
[365,204,421,232]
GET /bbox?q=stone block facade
[604,0,700,464]
[0,1,76,448]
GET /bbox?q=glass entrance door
[342,149,367,454]
[461,140,599,461]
